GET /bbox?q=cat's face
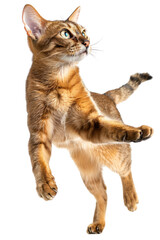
[40,20,90,63]
[22,5,90,65]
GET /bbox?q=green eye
[60,30,71,39]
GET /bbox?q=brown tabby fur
[23,5,153,234]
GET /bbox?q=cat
[22,5,153,234]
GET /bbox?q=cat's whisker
[90,38,103,47]
[91,48,103,52]
[89,52,96,59]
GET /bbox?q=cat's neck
[30,59,80,87]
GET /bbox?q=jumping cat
[22,5,153,234]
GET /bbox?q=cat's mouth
[63,46,89,63]
[77,48,88,56]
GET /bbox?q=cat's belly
[53,135,94,149]
[54,136,131,176]
[52,124,131,176]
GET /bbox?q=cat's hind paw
[87,222,105,234]
[123,189,139,212]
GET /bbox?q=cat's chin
[62,48,88,64]
[63,52,87,64]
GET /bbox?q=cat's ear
[67,6,81,23]
[22,4,47,40]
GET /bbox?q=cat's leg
[70,149,107,234]
[94,143,139,212]
[117,145,138,211]
[28,116,57,200]
[83,173,107,234]
[66,94,153,144]
[121,172,139,211]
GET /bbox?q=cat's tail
[104,73,152,105]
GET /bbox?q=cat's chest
[51,110,68,145]
[47,88,73,112]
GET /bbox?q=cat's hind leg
[96,144,139,212]
[83,172,107,234]
[121,171,139,211]
[70,149,107,234]
[116,145,139,211]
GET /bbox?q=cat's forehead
[47,20,85,34]
[65,21,84,32]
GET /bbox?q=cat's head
[22,5,90,65]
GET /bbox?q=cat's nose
[83,39,90,48]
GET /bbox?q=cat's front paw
[137,125,153,141]
[36,177,58,201]
[115,125,153,143]
[115,127,142,142]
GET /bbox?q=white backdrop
[1,0,160,239]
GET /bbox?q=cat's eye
[60,30,71,39]
[82,30,86,37]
